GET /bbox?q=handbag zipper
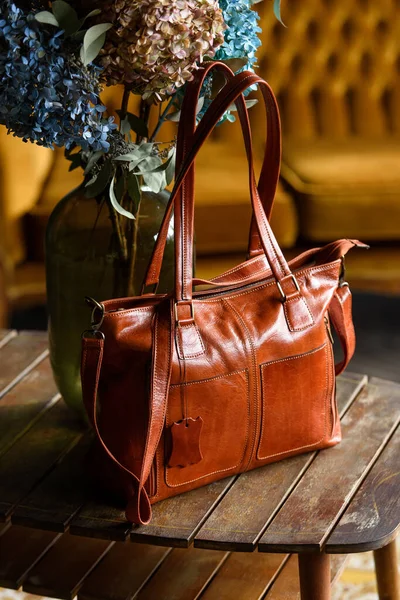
[324,315,334,345]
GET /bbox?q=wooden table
[0,330,399,600]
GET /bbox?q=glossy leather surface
[81,65,363,525]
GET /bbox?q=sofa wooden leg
[374,539,400,600]
[298,552,331,600]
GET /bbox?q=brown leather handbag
[81,62,367,525]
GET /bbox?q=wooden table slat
[264,554,348,599]
[78,543,171,600]
[258,378,400,553]
[198,552,287,600]
[327,421,400,553]
[0,332,49,399]
[0,401,84,522]
[194,374,367,551]
[70,477,235,545]
[0,330,17,348]
[0,358,59,458]
[134,546,228,600]
[23,533,114,600]
[0,525,60,589]
[130,477,236,547]
[12,434,93,532]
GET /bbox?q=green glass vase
[45,185,174,418]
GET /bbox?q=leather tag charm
[168,417,203,468]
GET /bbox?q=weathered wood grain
[70,502,134,543]
[194,374,366,551]
[0,401,84,522]
[0,331,48,398]
[327,422,400,553]
[0,525,60,589]
[23,533,113,600]
[258,378,400,553]
[0,330,16,348]
[199,552,287,600]
[12,434,93,532]
[264,554,348,599]
[0,358,59,458]
[135,546,228,600]
[130,477,235,547]
[78,543,171,600]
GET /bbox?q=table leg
[298,552,331,600]
[373,539,400,600]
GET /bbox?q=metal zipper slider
[324,316,334,345]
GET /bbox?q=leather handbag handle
[170,72,299,302]
[143,62,280,292]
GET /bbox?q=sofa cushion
[282,137,400,241]
[196,143,298,253]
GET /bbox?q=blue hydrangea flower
[0,1,116,150]
[194,0,262,124]
[216,0,262,70]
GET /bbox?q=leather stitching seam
[201,263,339,304]
[175,322,205,360]
[224,299,258,472]
[164,369,250,488]
[283,295,315,332]
[170,367,248,388]
[257,343,330,460]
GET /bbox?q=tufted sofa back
[254,0,400,138]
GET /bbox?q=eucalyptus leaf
[118,112,149,138]
[165,148,176,186]
[142,170,166,194]
[81,23,112,66]
[119,117,132,138]
[84,150,104,175]
[151,150,175,174]
[52,0,80,35]
[166,110,180,122]
[113,144,154,163]
[85,161,113,197]
[115,173,125,203]
[109,176,135,219]
[273,0,286,26]
[34,11,59,26]
[78,8,102,28]
[68,152,83,171]
[227,99,258,111]
[127,173,141,211]
[113,152,141,162]
[135,155,163,174]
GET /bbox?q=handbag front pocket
[165,369,250,488]
[257,343,333,461]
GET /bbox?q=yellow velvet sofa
[256,0,400,292]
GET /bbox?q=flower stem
[127,196,141,295]
[149,93,177,142]
[119,85,131,126]
[137,99,151,143]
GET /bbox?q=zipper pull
[324,316,334,345]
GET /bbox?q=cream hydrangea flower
[98,0,226,101]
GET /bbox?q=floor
[0,550,391,599]
[2,290,399,599]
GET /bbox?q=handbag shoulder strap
[81,298,173,525]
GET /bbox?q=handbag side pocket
[165,368,250,488]
[257,343,334,461]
